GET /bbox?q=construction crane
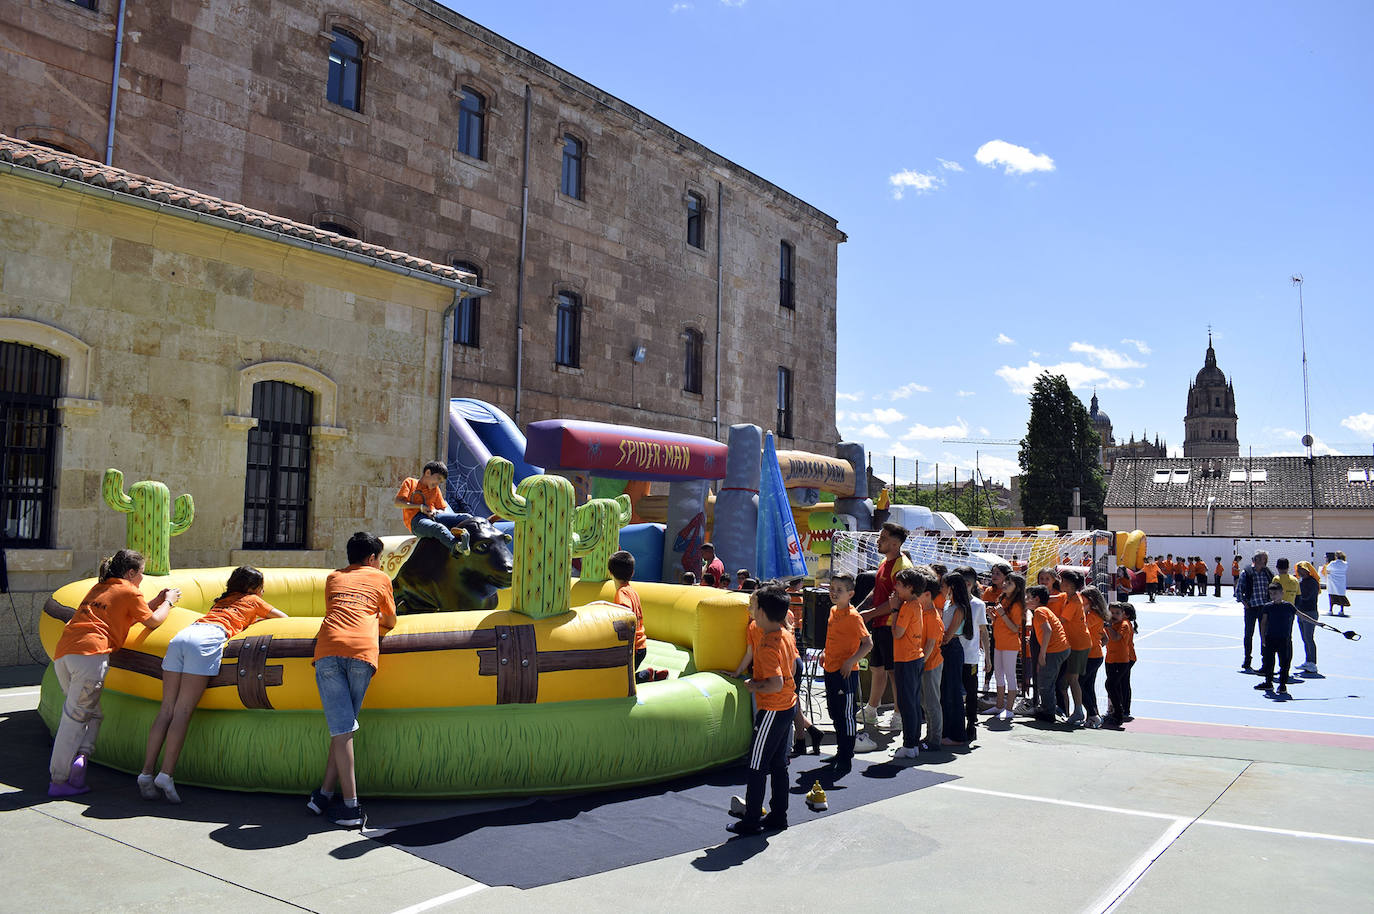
[943,437,1019,446]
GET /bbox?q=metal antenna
[1292,274,1313,455]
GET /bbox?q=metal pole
[714,180,723,441]
[513,85,532,427]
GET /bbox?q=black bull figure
[393,517,515,613]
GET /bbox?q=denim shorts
[163,622,228,676]
[315,655,375,736]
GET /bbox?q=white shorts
[163,622,227,676]
[994,649,1019,691]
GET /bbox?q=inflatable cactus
[575,494,633,583]
[102,468,194,576]
[483,458,607,618]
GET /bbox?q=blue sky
[445,0,1373,484]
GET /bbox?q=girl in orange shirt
[1079,586,1109,728]
[138,566,286,802]
[1103,603,1138,728]
[989,572,1024,721]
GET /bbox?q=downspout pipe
[514,84,532,427]
[105,0,128,166]
[437,290,463,460]
[714,180,723,441]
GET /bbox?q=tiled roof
[0,135,476,287]
[1105,456,1374,510]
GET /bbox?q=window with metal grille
[779,240,795,309]
[0,343,60,547]
[327,28,364,112]
[243,381,313,549]
[777,366,793,439]
[686,192,704,249]
[556,291,581,368]
[561,134,584,200]
[452,262,482,347]
[457,87,486,160]
[683,328,703,394]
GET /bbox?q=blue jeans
[412,512,473,550]
[315,656,375,736]
[1296,611,1318,665]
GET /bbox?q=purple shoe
[68,754,88,789]
[48,781,91,798]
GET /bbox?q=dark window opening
[779,240,795,309]
[686,192,704,249]
[556,291,582,368]
[0,343,60,548]
[457,87,486,160]
[452,261,482,347]
[30,140,76,155]
[318,220,359,239]
[777,366,793,439]
[66,0,98,10]
[327,28,364,112]
[683,329,703,394]
[561,134,583,200]
[243,381,313,549]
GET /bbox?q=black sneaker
[726,819,765,836]
[760,814,789,831]
[1277,686,1289,695]
[306,789,334,815]
[332,801,365,828]
[1253,682,1271,690]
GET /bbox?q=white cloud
[937,158,964,172]
[835,410,847,423]
[1069,341,1144,370]
[975,139,1056,175]
[836,391,864,402]
[888,169,943,199]
[858,423,890,440]
[978,426,990,435]
[996,333,1015,345]
[975,455,1022,485]
[1341,413,1374,436]
[957,390,976,398]
[890,382,931,400]
[901,417,970,440]
[719,0,746,6]
[1121,338,1152,355]
[886,442,925,460]
[995,360,1131,395]
[852,407,905,424]
[670,2,693,11]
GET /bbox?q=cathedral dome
[1194,335,1227,387]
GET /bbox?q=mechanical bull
[393,517,515,612]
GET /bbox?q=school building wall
[0,172,456,666]
[1121,535,1374,590]
[1107,507,1374,541]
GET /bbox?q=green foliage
[1017,373,1106,527]
[891,483,1014,527]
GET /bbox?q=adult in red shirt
[700,543,727,588]
[856,522,912,728]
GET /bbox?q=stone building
[0,0,844,454]
[1090,390,1167,475]
[1182,334,1239,457]
[0,137,483,664]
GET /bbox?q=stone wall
[0,0,843,453]
[0,172,455,665]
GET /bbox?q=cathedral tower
[1183,333,1239,457]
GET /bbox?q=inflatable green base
[38,663,752,797]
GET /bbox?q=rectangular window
[779,241,795,309]
[561,135,583,200]
[1228,469,1248,483]
[452,262,482,347]
[777,366,793,438]
[1153,469,1171,484]
[0,343,60,547]
[327,29,364,112]
[556,292,581,368]
[243,381,313,549]
[683,329,703,394]
[686,192,704,249]
[457,88,486,160]
[1348,469,1371,485]
[1169,470,1189,484]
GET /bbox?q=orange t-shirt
[1086,611,1106,659]
[1105,621,1135,663]
[822,605,869,673]
[396,477,449,531]
[892,599,925,664]
[921,602,945,670]
[313,565,396,670]
[55,578,154,658]
[1143,562,1159,584]
[201,593,278,638]
[746,619,763,657]
[753,628,799,712]
[1052,592,1091,651]
[616,584,646,651]
[1214,563,1224,578]
[1231,561,1240,578]
[991,599,1022,651]
[1193,561,1207,576]
[1034,606,1069,653]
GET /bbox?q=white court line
[1134,613,1195,642]
[1133,698,1374,722]
[0,690,40,698]
[1141,715,1374,741]
[389,883,488,914]
[1201,819,1374,847]
[1092,816,1190,914]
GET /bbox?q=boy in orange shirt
[890,568,930,759]
[1142,556,1160,603]
[727,585,798,836]
[609,550,667,684]
[1213,557,1225,598]
[48,549,177,797]
[394,461,472,555]
[1029,584,1069,722]
[915,568,945,749]
[820,574,873,774]
[307,532,397,828]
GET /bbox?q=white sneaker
[1087,715,1102,729]
[728,795,767,819]
[853,733,878,753]
[858,705,879,726]
[999,709,1014,721]
[893,746,919,759]
[889,712,903,732]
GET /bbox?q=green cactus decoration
[483,458,607,619]
[102,468,194,576]
[574,494,633,583]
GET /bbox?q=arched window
[243,381,313,549]
[327,28,364,112]
[779,240,795,309]
[556,291,582,368]
[452,261,482,347]
[683,329,703,394]
[317,219,359,239]
[561,134,584,200]
[457,87,486,160]
[0,343,60,547]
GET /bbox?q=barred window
[0,343,60,547]
[777,366,793,439]
[243,381,313,549]
[779,240,795,309]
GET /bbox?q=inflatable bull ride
[38,461,752,797]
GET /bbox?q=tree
[1018,373,1106,528]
